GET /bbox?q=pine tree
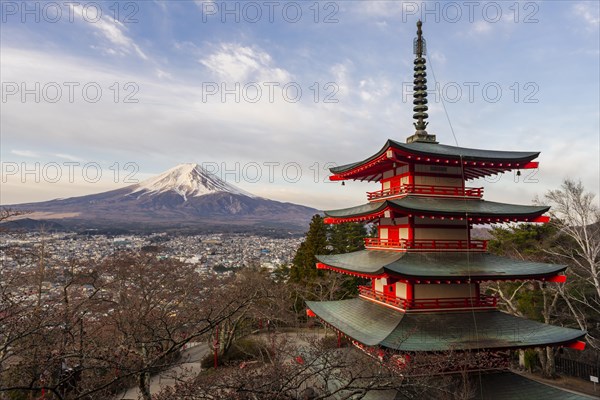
[329,223,366,253]
[289,215,329,283]
[289,218,368,303]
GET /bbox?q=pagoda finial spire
[415,19,425,57]
[406,20,437,144]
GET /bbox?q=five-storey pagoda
[306,21,586,364]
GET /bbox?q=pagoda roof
[306,298,585,352]
[316,251,566,281]
[472,372,594,400]
[391,372,594,400]
[324,197,549,223]
[330,140,540,181]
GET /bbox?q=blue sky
[1,0,599,210]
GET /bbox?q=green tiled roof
[316,251,566,280]
[474,372,595,400]
[391,140,540,162]
[331,140,540,174]
[306,298,585,352]
[308,297,404,346]
[393,372,594,400]
[324,197,549,219]
[325,202,387,218]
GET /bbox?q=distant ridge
[0,218,65,232]
[4,163,319,233]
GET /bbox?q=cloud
[1,42,428,208]
[11,150,40,158]
[461,10,520,38]
[0,46,368,205]
[199,43,291,83]
[69,4,148,60]
[153,0,168,12]
[359,77,392,103]
[429,51,446,65]
[156,69,173,80]
[1,3,597,209]
[330,62,352,99]
[355,1,403,18]
[471,21,492,35]
[54,153,84,162]
[573,2,600,31]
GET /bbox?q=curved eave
[324,198,550,224]
[329,140,540,182]
[388,140,540,163]
[306,298,586,352]
[316,262,387,279]
[323,201,389,223]
[316,251,567,282]
[316,250,400,277]
[388,198,550,218]
[396,270,567,282]
[330,142,391,176]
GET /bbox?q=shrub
[201,338,268,368]
[524,349,538,372]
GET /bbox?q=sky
[1,0,599,210]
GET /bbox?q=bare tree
[1,248,278,399]
[0,208,26,225]
[543,179,600,349]
[217,267,292,357]
[485,223,571,377]
[154,332,501,400]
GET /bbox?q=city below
[1,231,302,277]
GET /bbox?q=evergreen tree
[329,223,367,254]
[272,263,290,283]
[289,218,368,304]
[488,223,559,261]
[327,223,368,298]
[289,215,329,283]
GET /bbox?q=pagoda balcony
[367,184,483,201]
[363,238,488,252]
[358,286,497,311]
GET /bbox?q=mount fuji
[6,163,319,233]
[129,163,257,200]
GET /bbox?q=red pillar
[406,281,414,308]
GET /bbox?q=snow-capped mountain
[7,164,318,233]
[130,163,256,200]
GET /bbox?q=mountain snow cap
[130,163,256,200]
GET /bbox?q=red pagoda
[306,21,586,366]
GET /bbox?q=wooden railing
[358,286,497,310]
[367,184,483,201]
[363,238,488,251]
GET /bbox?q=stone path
[114,342,209,400]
